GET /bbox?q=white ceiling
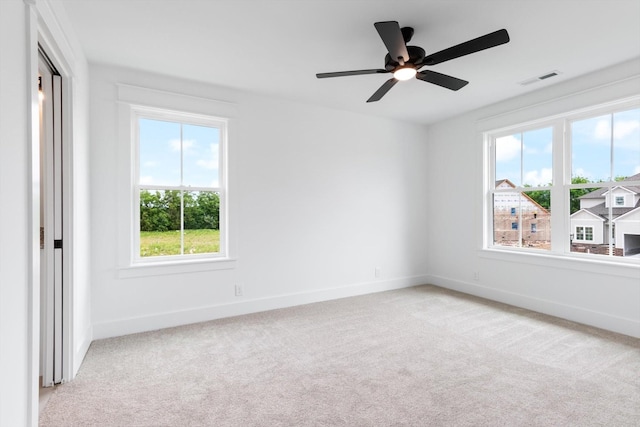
[58,0,640,126]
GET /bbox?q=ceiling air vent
[519,70,561,86]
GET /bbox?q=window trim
[482,96,640,265]
[132,106,228,262]
[116,84,237,275]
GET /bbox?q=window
[486,100,640,261]
[491,126,553,251]
[134,108,227,260]
[585,227,593,241]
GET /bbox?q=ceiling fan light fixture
[393,66,416,81]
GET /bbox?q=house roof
[585,202,638,220]
[579,173,640,199]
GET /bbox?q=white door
[39,52,63,387]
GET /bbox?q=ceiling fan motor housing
[385,45,426,71]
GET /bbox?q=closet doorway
[39,47,64,388]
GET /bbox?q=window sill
[479,247,639,279]
[118,257,237,279]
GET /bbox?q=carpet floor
[39,285,640,426]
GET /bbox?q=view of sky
[138,118,220,189]
[496,107,640,186]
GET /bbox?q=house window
[135,110,227,260]
[585,227,593,241]
[510,207,516,216]
[511,222,518,230]
[486,100,639,261]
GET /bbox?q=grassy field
[140,229,220,257]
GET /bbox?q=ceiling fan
[316,21,510,102]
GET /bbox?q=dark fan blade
[316,69,388,78]
[416,70,468,91]
[374,21,409,64]
[366,78,398,103]
[421,29,510,66]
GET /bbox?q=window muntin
[486,102,639,261]
[135,111,227,260]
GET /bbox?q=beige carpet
[40,285,640,426]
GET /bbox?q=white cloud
[594,119,611,139]
[495,135,520,162]
[143,160,158,168]
[523,168,552,186]
[196,144,219,169]
[594,118,639,141]
[634,165,640,174]
[140,175,154,185]
[169,139,195,152]
[614,119,640,139]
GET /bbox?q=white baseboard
[92,274,430,340]
[426,274,640,339]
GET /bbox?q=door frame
[26,2,78,421]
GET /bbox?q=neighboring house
[570,173,640,256]
[494,179,551,248]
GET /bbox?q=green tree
[140,189,220,232]
[196,192,220,230]
[569,176,599,214]
[140,190,171,231]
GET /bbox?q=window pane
[523,190,550,250]
[493,192,521,247]
[495,127,552,187]
[612,108,640,180]
[522,127,553,187]
[139,189,182,257]
[571,114,613,182]
[569,182,640,257]
[495,133,522,186]
[182,124,220,188]
[139,118,181,186]
[183,191,220,254]
[493,189,550,250]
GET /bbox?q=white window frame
[133,106,228,262]
[116,84,237,277]
[483,96,640,265]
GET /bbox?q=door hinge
[54,239,62,249]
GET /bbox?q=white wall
[0,2,34,424]
[89,64,430,339]
[426,58,640,338]
[0,1,91,424]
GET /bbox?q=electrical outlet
[374,267,381,278]
[473,272,480,281]
[235,284,243,297]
